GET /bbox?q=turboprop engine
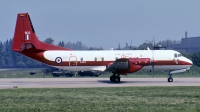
[107,58,151,75]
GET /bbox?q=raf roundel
[55,57,62,64]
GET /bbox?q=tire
[110,76,115,82]
[115,77,120,83]
[168,77,173,82]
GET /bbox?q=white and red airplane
[12,13,192,83]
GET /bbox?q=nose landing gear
[168,73,173,82]
[168,77,173,82]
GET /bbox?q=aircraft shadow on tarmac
[97,80,181,84]
[97,80,126,84]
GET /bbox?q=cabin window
[94,57,97,61]
[178,54,182,57]
[80,57,83,61]
[101,57,104,61]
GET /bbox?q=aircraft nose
[186,58,193,65]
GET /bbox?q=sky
[1,0,200,49]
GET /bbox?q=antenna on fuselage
[145,37,156,50]
[166,38,169,49]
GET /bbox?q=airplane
[12,13,193,83]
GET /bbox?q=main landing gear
[110,73,120,83]
[110,72,174,83]
[168,74,173,82]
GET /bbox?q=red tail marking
[12,13,70,53]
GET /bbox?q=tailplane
[12,13,69,52]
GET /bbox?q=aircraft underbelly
[142,65,191,70]
[52,65,190,72]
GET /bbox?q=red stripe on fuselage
[22,52,192,67]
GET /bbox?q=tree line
[0,37,200,68]
[0,38,105,68]
[0,39,45,68]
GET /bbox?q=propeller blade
[151,59,155,77]
[152,64,154,77]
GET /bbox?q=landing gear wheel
[110,74,121,83]
[110,76,115,82]
[168,77,173,82]
[114,77,120,83]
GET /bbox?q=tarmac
[0,78,200,89]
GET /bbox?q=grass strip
[0,87,200,112]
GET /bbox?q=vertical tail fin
[12,13,69,52]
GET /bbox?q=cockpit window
[174,53,178,58]
[175,53,182,58]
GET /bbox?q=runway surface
[0,78,200,89]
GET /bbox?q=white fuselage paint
[43,50,192,71]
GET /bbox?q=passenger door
[69,56,77,66]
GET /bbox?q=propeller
[146,37,156,77]
[152,61,155,77]
[152,37,155,77]
[151,51,155,77]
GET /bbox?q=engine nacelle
[127,64,143,73]
[106,63,113,68]
[111,58,150,75]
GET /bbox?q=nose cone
[186,58,193,65]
